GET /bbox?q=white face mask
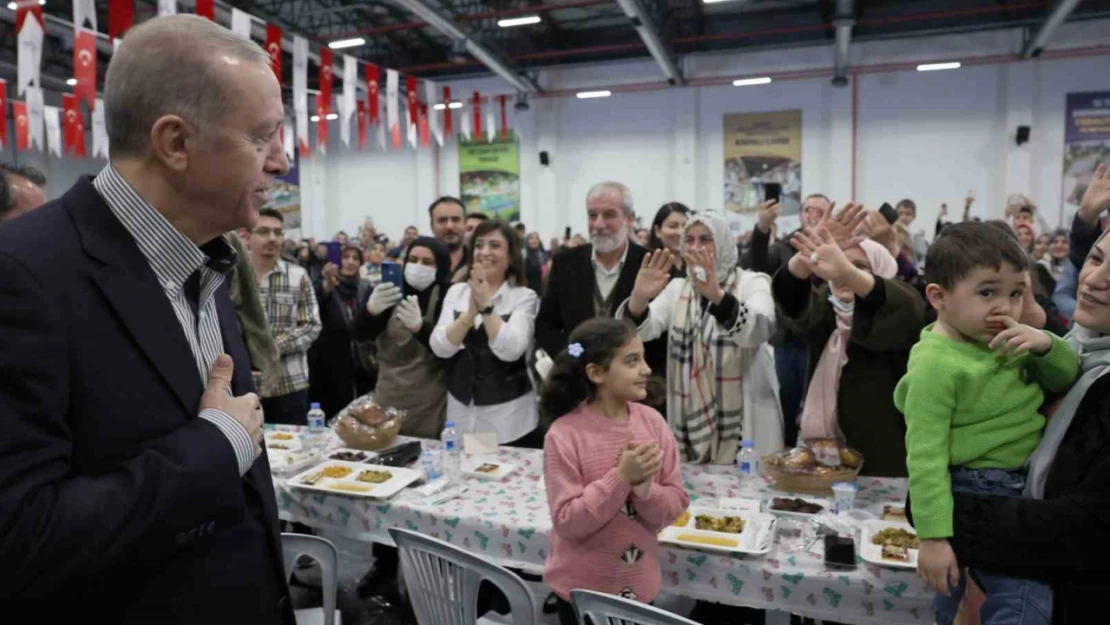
[405,263,437,291]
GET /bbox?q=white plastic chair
[389,527,538,625]
[570,589,700,625]
[281,533,340,625]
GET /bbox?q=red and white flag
[386,69,400,148]
[74,108,87,158]
[485,96,495,143]
[265,25,283,84]
[109,0,133,41]
[26,86,44,152]
[425,80,442,147]
[194,0,214,20]
[92,97,108,158]
[340,54,357,148]
[230,8,252,40]
[0,80,8,150]
[12,101,29,153]
[316,93,329,154]
[44,105,62,157]
[443,86,453,139]
[366,65,380,126]
[318,48,333,117]
[292,36,309,156]
[73,28,97,110]
[406,76,418,134]
[73,0,97,31]
[472,92,482,139]
[63,93,79,154]
[16,1,44,96]
[356,101,367,149]
[499,95,509,140]
[419,104,430,147]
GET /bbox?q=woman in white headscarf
[617,210,782,465]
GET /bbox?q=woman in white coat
[617,210,783,464]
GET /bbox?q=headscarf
[403,236,453,319]
[1026,229,1110,498]
[683,210,738,284]
[1015,223,1036,253]
[1038,229,1069,283]
[799,239,898,443]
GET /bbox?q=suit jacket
[535,242,648,359]
[0,177,293,624]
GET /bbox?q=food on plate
[357,470,393,484]
[882,544,909,562]
[301,472,325,486]
[839,448,863,469]
[330,450,370,462]
[694,514,745,534]
[770,497,825,514]
[676,533,739,548]
[810,438,842,467]
[882,505,907,522]
[270,433,294,440]
[673,511,691,527]
[268,444,290,450]
[475,463,500,474]
[329,482,373,494]
[871,527,920,551]
[319,465,354,479]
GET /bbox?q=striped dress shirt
[93,166,257,476]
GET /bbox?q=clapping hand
[791,227,857,283]
[1080,163,1110,225]
[757,200,781,234]
[395,295,423,333]
[988,315,1052,358]
[617,441,663,486]
[469,264,493,313]
[629,250,675,314]
[685,247,724,304]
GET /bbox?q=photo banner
[459,137,520,221]
[1061,91,1110,227]
[723,110,802,234]
[270,151,302,238]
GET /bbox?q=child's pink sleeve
[630,410,690,531]
[545,428,632,541]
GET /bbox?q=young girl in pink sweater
[540,317,689,625]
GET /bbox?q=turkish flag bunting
[109,0,133,40]
[318,48,333,115]
[74,29,97,110]
[473,92,482,139]
[265,25,283,84]
[443,87,453,137]
[500,95,509,140]
[366,65,380,125]
[13,101,29,153]
[406,76,418,133]
[14,1,43,30]
[316,93,328,151]
[195,0,214,20]
[0,80,7,150]
[357,100,367,148]
[419,104,429,147]
[74,110,87,158]
[62,93,78,154]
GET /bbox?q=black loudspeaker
[539,151,550,166]
[1016,125,1031,146]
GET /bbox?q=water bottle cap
[445,421,455,428]
[741,439,753,447]
[310,402,321,409]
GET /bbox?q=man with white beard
[535,181,652,365]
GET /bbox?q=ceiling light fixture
[702,0,737,4]
[576,90,612,99]
[433,102,465,110]
[66,78,77,86]
[733,77,772,87]
[325,113,339,120]
[498,16,541,28]
[916,61,961,72]
[310,116,320,122]
[328,37,366,49]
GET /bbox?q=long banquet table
[272,433,932,625]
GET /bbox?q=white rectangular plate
[860,520,919,570]
[289,461,423,499]
[766,495,830,519]
[264,431,302,452]
[659,506,776,555]
[324,448,380,464]
[460,458,517,480]
[268,448,323,475]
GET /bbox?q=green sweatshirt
[893,325,1079,539]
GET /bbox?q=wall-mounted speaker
[1016,125,1031,146]
[539,151,550,166]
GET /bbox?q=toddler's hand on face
[987,315,1052,357]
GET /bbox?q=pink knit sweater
[543,402,689,603]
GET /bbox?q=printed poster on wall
[723,110,802,234]
[1061,91,1110,227]
[269,150,302,238]
[459,137,520,222]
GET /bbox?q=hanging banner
[723,110,803,232]
[356,100,367,149]
[405,107,416,148]
[460,102,472,142]
[265,25,283,84]
[366,64,380,126]
[195,0,214,20]
[74,28,97,109]
[340,54,357,148]
[44,105,62,157]
[157,0,176,16]
[472,92,482,138]
[26,86,44,152]
[419,104,430,147]
[92,97,108,158]
[74,108,87,158]
[230,8,252,40]
[63,93,78,154]
[13,101,29,153]
[109,0,133,40]
[318,48,333,116]
[386,69,400,148]
[292,36,309,155]
[485,98,495,144]
[0,80,7,150]
[425,80,442,147]
[1061,91,1110,227]
[459,137,521,221]
[443,86,453,138]
[499,95,508,140]
[73,0,97,31]
[16,3,44,96]
[406,76,418,133]
[316,93,329,154]
[282,116,294,162]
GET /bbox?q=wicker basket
[762,457,862,495]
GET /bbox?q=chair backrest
[570,589,700,625]
[389,527,537,625]
[281,533,339,625]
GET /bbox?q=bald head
[105,15,270,158]
[0,164,46,222]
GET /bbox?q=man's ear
[149,114,192,173]
[925,283,946,312]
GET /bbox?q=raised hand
[629,250,675,314]
[793,228,856,283]
[685,246,725,304]
[757,200,781,234]
[321,262,340,294]
[814,201,867,249]
[987,315,1052,358]
[469,263,493,312]
[367,283,403,316]
[1080,164,1110,225]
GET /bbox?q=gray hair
[587,181,634,215]
[105,15,270,157]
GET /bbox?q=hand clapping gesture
[628,250,675,315]
[790,227,858,283]
[1079,163,1110,225]
[469,264,493,315]
[617,441,662,487]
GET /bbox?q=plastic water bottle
[736,438,760,479]
[441,421,462,477]
[420,448,442,481]
[306,402,326,430]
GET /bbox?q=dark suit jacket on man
[535,241,650,360]
[0,178,293,623]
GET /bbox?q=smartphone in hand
[381,261,404,292]
[764,182,782,204]
[879,202,899,225]
[326,242,343,266]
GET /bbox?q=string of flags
[1,0,522,160]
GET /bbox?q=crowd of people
[1,13,1109,625]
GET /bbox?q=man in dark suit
[536,181,650,360]
[0,16,294,623]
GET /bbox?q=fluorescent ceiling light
[576,90,612,99]
[328,37,366,49]
[498,16,541,28]
[917,62,961,72]
[733,77,772,87]
[325,113,338,120]
[433,102,465,110]
[310,116,320,122]
[702,0,737,4]
[10,0,46,6]
[66,78,78,86]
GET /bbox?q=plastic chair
[570,589,700,625]
[389,527,538,625]
[281,533,340,625]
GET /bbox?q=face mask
[405,263,437,291]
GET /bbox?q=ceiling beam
[384,0,542,93]
[612,0,683,85]
[1022,0,1084,58]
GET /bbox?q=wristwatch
[479,304,495,316]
